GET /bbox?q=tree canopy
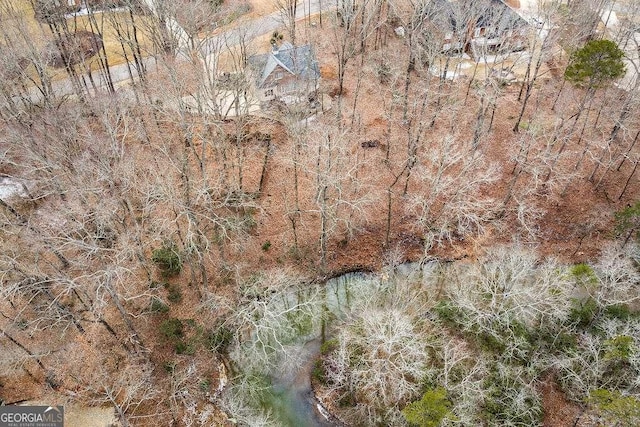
[589,389,640,426]
[564,39,626,89]
[402,387,455,427]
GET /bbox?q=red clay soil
[539,373,608,427]
[540,374,584,427]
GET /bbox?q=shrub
[241,211,257,233]
[588,389,640,426]
[477,332,506,354]
[320,338,338,355]
[207,326,233,353]
[434,300,466,327]
[570,263,598,287]
[152,242,182,276]
[160,318,184,340]
[337,391,356,408]
[605,304,633,320]
[402,387,455,427]
[199,379,211,392]
[311,359,326,384]
[604,335,635,362]
[569,297,599,328]
[482,364,542,426]
[571,263,595,277]
[164,283,183,304]
[16,318,28,330]
[376,62,392,84]
[150,297,170,314]
[615,201,640,244]
[160,318,207,355]
[175,341,196,355]
[532,329,577,354]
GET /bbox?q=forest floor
[540,376,584,427]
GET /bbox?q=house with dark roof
[425,0,530,60]
[248,42,320,106]
[469,0,529,59]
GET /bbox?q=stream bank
[224,261,435,425]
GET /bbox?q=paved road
[19,0,332,103]
[201,0,330,55]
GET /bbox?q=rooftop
[248,42,320,88]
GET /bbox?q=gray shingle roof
[249,43,320,89]
[478,0,528,33]
[427,0,528,34]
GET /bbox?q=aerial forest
[1,0,640,425]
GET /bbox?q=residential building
[426,0,530,60]
[248,42,320,107]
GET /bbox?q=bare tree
[274,0,298,46]
[322,272,431,425]
[304,124,376,268]
[407,134,500,245]
[330,0,378,118]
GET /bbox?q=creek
[226,262,437,426]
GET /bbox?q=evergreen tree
[564,39,626,89]
[402,387,455,427]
